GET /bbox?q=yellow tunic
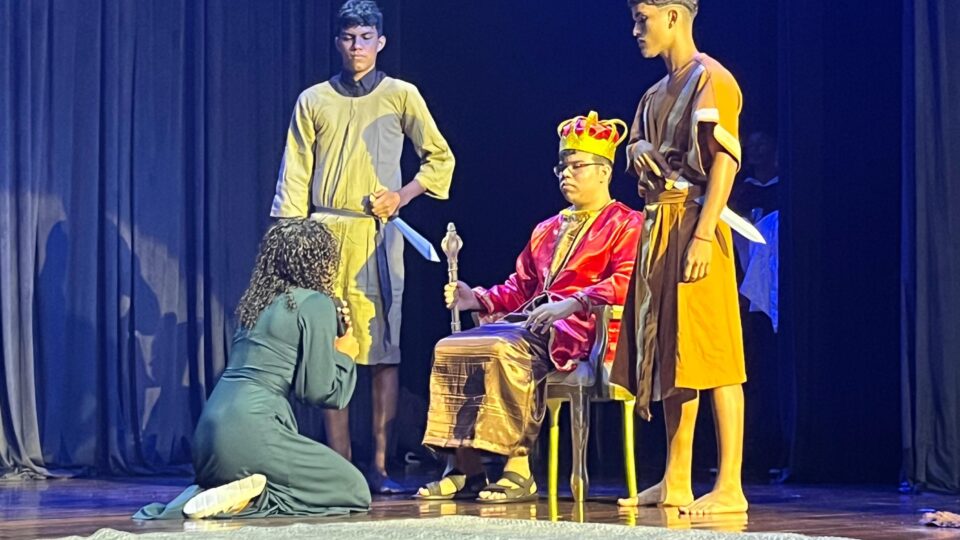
[271,77,455,365]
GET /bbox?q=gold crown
[557,111,628,163]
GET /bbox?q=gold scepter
[440,223,463,334]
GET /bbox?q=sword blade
[392,218,441,262]
[693,196,767,244]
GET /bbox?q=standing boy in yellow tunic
[611,0,749,515]
[270,0,455,493]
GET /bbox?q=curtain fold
[0,0,333,476]
[901,0,960,494]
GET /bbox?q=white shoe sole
[183,473,267,519]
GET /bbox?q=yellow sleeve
[688,67,743,174]
[270,92,317,218]
[401,85,455,200]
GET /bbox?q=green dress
[133,288,371,519]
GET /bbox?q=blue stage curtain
[901,0,960,494]
[0,0,333,476]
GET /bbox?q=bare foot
[617,482,662,507]
[617,481,693,508]
[680,487,748,515]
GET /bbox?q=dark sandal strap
[481,471,535,497]
[422,473,466,496]
[501,471,535,491]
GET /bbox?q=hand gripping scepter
[440,223,463,334]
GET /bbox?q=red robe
[473,201,643,371]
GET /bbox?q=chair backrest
[588,305,633,401]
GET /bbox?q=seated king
[417,111,644,503]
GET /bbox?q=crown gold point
[557,111,627,163]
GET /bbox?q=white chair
[544,304,638,502]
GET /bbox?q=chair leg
[569,387,590,502]
[622,398,638,498]
[547,398,562,499]
[548,493,560,521]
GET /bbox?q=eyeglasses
[553,161,604,178]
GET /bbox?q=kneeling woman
[135,219,371,519]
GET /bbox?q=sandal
[476,471,538,504]
[414,471,487,501]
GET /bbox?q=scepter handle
[449,263,461,333]
[441,223,464,334]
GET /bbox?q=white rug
[56,516,855,540]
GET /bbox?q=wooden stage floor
[1,477,958,539]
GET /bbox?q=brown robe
[611,53,747,420]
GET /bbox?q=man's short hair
[338,0,384,34]
[628,0,699,17]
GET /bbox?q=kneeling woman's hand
[335,333,360,360]
[333,332,360,360]
[333,306,360,360]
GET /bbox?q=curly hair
[235,219,340,329]
[337,0,384,34]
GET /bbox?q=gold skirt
[421,320,552,456]
[612,191,746,421]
